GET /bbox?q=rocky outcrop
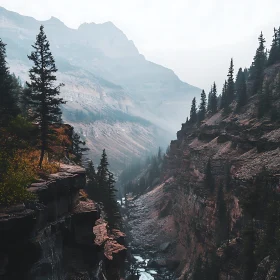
[0,164,125,280]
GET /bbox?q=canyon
[124,63,280,279]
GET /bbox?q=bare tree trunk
[39,146,45,169]
[39,124,47,168]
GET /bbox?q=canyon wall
[0,164,125,280]
[127,87,280,279]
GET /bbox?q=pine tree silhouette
[26,25,65,167]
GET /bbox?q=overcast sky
[0,0,280,90]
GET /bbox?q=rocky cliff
[0,164,126,280]
[127,69,280,279]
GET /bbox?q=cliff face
[167,94,280,279]
[0,164,125,280]
[127,87,280,279]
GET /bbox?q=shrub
[0,149,60,206]
[0,150,36,205]
[79,189,89,201]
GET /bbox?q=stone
[159,242,170,252]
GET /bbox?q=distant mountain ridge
[0,6,200,171]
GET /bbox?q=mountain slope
[0,6,200,170]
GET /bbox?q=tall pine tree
[249,32,266,95]
[72,132,89,164]
[236,69,247,110]
[96,150,122,228]
[190,97,197,123]
[97,149,110,191]
[220,81,227,110]
[207,86,213,112]
[86,160,98,200]
[0,39,19,125]
[258,80,271,118]
[267,28,279,66]
[209,82,218,114]
[226,58,235,104]
[235,68,243,91]
[105,171,122,228]
[198,90,207,122]
[27,25,65,168]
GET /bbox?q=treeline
[118,147,165,197]
[188,27,280,125]
[63,107,151,126]
[188,27,280,279]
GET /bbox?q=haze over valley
[0,6,200,170]
[1,1,280,280]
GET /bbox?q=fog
[1,0,280,90]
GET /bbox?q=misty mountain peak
[78,21,140,58]
[78,21,121,35]
[44,16,65,26]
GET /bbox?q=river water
[118,198,173,280]
[133,254,157,280]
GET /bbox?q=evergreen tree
[205,158,215,193]
[9,74,23,109]
[244,68,249,81]
[20,85,33,116]
[94,150,122,228]
[226,58,235,104]
[220,81,227,110]
[190,97,197,123]
[209,82,218,114]
[258,80,271,118]
[87,160,96,182]
[0,39,19,125]
[97,149,110,189]
[72,132,89,164]
[249,32,266,95]
[105,171,122,228]
[198,90,207,122]
[26,25,65,168]
[278,27,280,54]
[236,69,247,110]
[235,68,243,91]
[86,160,98,200]
[267,28,279,66]
[207,86,213,112]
